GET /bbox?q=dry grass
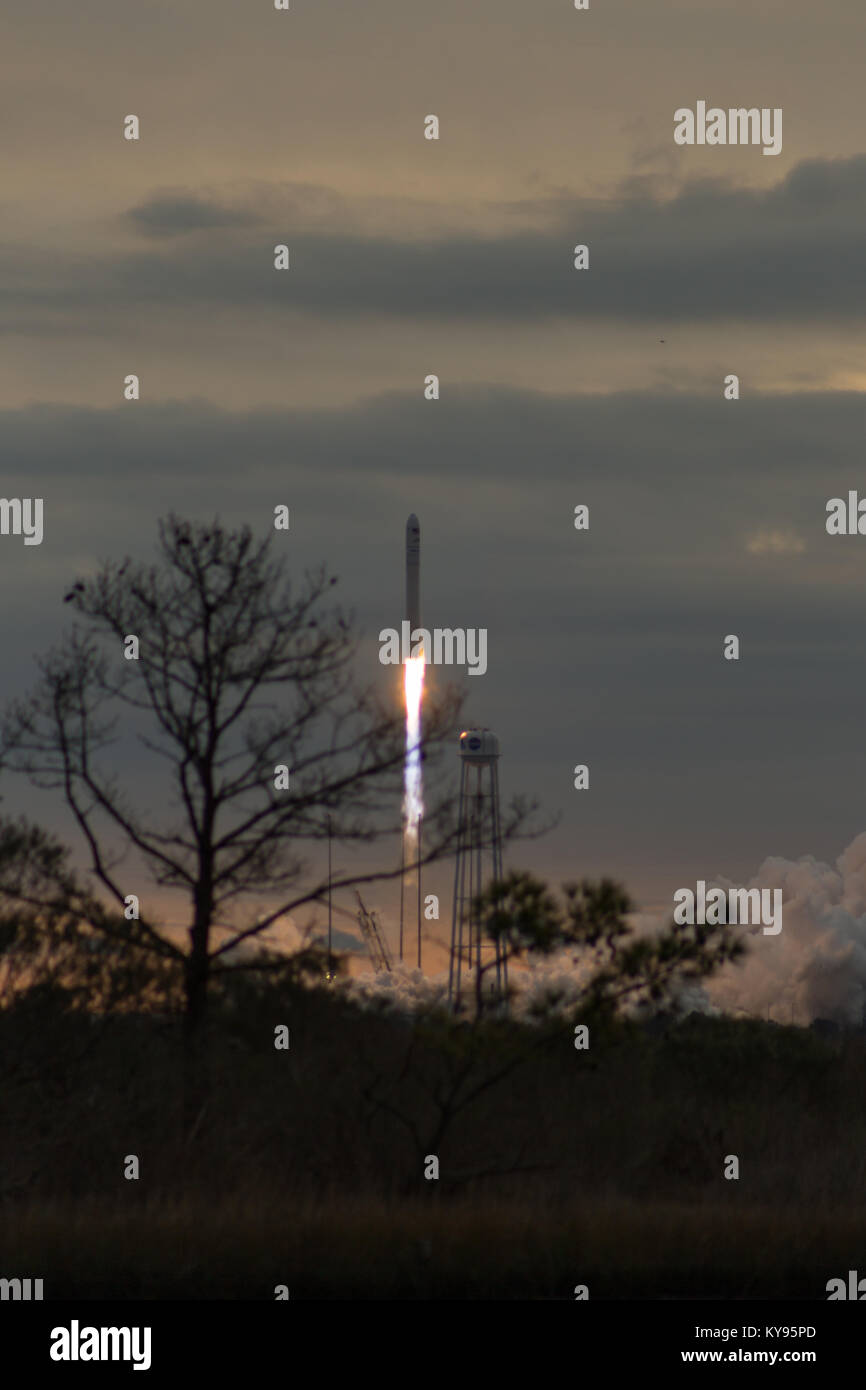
[1,1192,859,1299]
[2,985,863,1298]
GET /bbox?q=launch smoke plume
[702,831,866,1026]
[346,832,866,1030]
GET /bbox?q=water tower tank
[459,728,500,764]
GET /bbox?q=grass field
[3,981,863,1299]
[2,1194,860,1299]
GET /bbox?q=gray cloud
[4,156,866,333]
[125,193,263,236]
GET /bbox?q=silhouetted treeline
[3,977,864,1297]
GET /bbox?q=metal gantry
[355,891,393,973]
[448,729,507,1006]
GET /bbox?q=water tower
[448,728,507,1005]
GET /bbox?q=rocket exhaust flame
[403,651,425,833]
[399,513,424,968]
[403,512,424,839]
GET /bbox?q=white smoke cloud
[702,831,866,1026]
[340,953,694,1023]
[341,962,449,1014]
[341,833,866,1028]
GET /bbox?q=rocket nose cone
[406,513,419,531]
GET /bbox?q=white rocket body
[406,513,420,632]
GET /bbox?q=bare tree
[1,515,534,1034]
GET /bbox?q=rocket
[405,513,420,633]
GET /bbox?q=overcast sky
[2,0,866,958]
